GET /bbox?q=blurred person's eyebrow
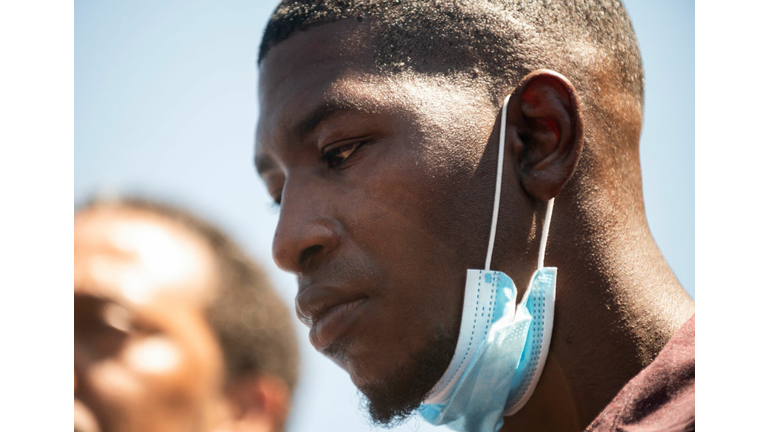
[74,291,112,305]
[75,292,120,310]
[74,291,137,315]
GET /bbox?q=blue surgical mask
[417,94,558,432]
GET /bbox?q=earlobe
[506,69,584,201]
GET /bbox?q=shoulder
[586,314,695,432]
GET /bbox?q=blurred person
[255,1,694,431]
[74,197,298,432]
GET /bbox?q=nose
[272,177,340,275]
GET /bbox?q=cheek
[124,336,183,376]
[342,145,478,339]
[124,334,220,402]
[89,359,144,401]
[329,116,497,376]
[350,141,487,265]
[88,335,217,421]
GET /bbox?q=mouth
[298,290,368,351]
[311,297,366,350]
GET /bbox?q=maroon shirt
[586,314,695,432]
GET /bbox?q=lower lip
[310,298,366,350]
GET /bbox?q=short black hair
[258,0,643,106]
[78,196,299,393]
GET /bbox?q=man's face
[256,19,533,423]
[74,208,226,432]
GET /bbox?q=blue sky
[75,1,693,430]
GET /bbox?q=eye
[103,303,135,333]
[269,189,282,207]
[75,302,136,356]
[321,140,365,169]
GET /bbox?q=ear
[214,375,291,432]
[505,69,584,201]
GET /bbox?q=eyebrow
[74,291,132,314]
[255,97,371,175]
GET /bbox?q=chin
[346,327,459,427]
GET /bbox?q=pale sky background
[75,1,694,431]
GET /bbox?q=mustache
[297,249,380,293]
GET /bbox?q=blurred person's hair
[78,195,299,393]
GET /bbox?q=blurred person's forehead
[74,207,217,310]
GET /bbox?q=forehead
[256,19,494,163]
[257,19,377,143]
[258,18,377,100]
[74,208,217,310]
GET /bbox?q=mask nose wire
[484,94,555,272]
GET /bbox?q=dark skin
[74,207,291,432]
[256,19,694,431]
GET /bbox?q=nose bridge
[272,173,340,275]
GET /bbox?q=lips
[296,286,367,350]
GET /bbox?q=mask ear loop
[484,94,556,271]
[537,197,555,269]
[485,94,511,271]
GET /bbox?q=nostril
[299,245,323,266]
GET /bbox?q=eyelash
[270,139,368,207]
[320,140,366,169]
[270,192,282,207]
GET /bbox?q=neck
[501,191,695,432]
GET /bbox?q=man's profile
[254,1,695,431]
[74,197,299,432]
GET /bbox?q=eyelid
[320,135,371,155]
[320,139,368,169]
[103,303,133,333]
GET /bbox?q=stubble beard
[357,326,459,428]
